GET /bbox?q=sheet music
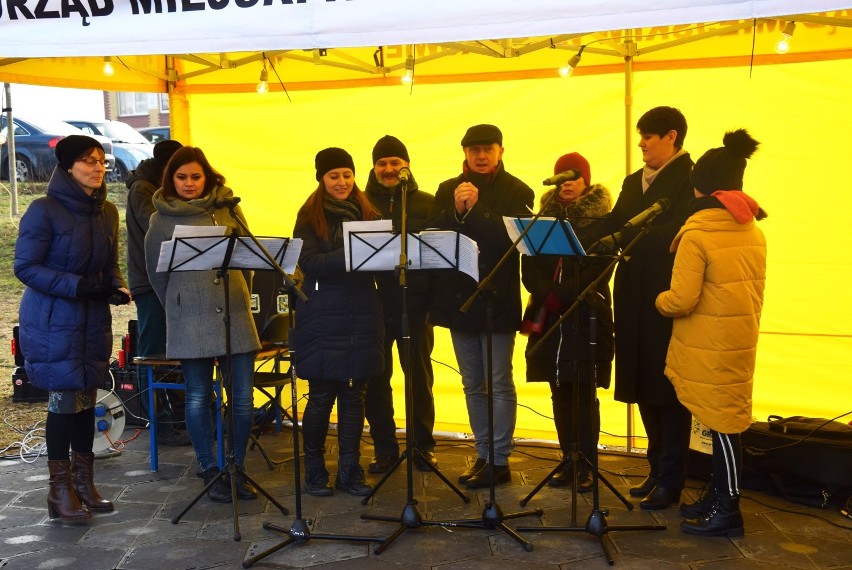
[502,216,586,256]
[172,225,227,238]
[343,220,393,271]
[156,235,302,273]
[419,231,479,281]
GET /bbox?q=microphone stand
[436,190,565,551]
[361,172,470,555]
[517,221,666,565]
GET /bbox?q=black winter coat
[522,184,614,388]
[125,157,162,296]
[594,153,694,405]
[291,198,385,382]
[365,170,434,326]
[15,168,124,391]
[426,162,534,333]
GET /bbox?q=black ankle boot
[681,478,716,518]
[201,467,231,503]
[681,494,744,537]
[335,463,373,496]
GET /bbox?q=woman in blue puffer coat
[15,135,130,523]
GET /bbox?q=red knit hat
[553,152,591,186]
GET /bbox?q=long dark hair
[160,146,226,200]
[301,182,379,241]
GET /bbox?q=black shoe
[201,467,231,503]
[233,472,258,501]
[630,476,656,497]
[640,485,682,510]
[335,464,374,496]
[680,483,716,518]
[458,457,486,484]
[368,453,398,474]
[304,466,333,497]
[681,495,744,537]
[464,464,511,489]
[547,466,572,488]
[577,469,594,494]
[413,450,438,472]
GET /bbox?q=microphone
[213,196,241,209]
[398,167,411,183]
[542,169,582,186]
[594,198,671,250]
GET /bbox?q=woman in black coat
[522,152,613,491]
[292,147,384,497]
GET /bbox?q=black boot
[681,494,744,537]
[680,477,716,518]
[335,462,373,496]
[201,467,231,503]
[304,457,333,497]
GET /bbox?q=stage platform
[1,425,850,569]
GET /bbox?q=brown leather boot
[47,460,92,523]
[71,452,114,513]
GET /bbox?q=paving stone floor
[1,426,850,569]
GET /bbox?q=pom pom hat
[691,129,760,195]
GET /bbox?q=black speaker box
[105,366,149,427]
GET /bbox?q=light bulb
[775,37,790,54]
[401,70,413,84]
[256,68,269,94]
[103,57,115,77]
[558,65,573,78]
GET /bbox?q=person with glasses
[15,135,131,523]
[145,146,261,503]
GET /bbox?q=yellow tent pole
[166,56,191,145]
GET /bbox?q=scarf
[711,190,763,224]
[642,148,687,192]
[323,195,362,244]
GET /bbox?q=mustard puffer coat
[655,207,766,434]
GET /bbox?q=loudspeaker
[104,366,149,427]
[251,271,289,336]
[11,325,48,402]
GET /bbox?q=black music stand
[516,223,666,565]
[160,230,292,541]
[355,173,470,554]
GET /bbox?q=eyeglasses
[77,157,107,167]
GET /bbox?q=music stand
[159,229,293,541]
[351,175,471,554]
[516,223,666,565]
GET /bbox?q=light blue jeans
[181,351,256,472]
[450,330,517,466]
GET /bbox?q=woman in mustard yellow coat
[656,129,766,538]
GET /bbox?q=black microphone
[542,169,582,186]
[213,196,241,209]
[398,167,411,183]
[595,198,671,250]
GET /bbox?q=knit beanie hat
[153,139,183,168]
[691,129,760,195]
[553,152,591,186]
[372,135,410,163]
[461,124,502,147]
[55,135,104,170]
[315,147,355,181]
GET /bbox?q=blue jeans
[450,330,517,465]
[181,351,256,472]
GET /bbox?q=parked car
[137,126,171,144]
[65,119,153,183]
[0,117,115,183]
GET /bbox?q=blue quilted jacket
[14,168,124,391]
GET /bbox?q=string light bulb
[775,21,796,54]
[558,47,584,78]
[103,56,115,77]
[256,58,269,94]
[401,55,415,85]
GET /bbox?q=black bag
[742,416,852,508]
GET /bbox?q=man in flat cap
[426,124,534,488]
[363,135,438,474]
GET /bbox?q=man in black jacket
[364,135,438,473]
[427,124,534,488]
